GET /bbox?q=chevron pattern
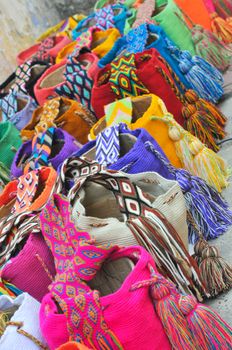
[11,171,39,215]
[96,125,120,165]
[104,97,133,127]
[95,5,115,30]
[109,53,150,99]
[55,56,94,113]
[27,127,55,171]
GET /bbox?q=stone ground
[206,66,232,325]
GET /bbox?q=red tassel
[179,294,232,349]
[182,90,226,151]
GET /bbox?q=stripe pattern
[27,127,55,171]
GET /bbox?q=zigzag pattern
[104,97,133,126]
[96,125,120,165]
[109,53,149,98]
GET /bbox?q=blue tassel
[175,169,232,243]
[144,142,232,244]
[191,55,223,85]
[178,52,224,103]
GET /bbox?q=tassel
[182,105,221,151]
[183,90,227,143]
[189,138,230,192]
[175,6,232,71]
[128,215,208,300]
[152,114,229,191]
[175,170,232,243]
[213,0,232,19]
[194,239,232,296]
[149,278,198,350]
[179,294,232,349]
[210,12,232,43]
[145,140,232,242]
[191,55,223,85]
[178,52,224,103]
[188,211,232,296]
[184,89,227,128]
[191,24,232,72]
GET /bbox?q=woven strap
[32,37,55,63]
[95,5,115,30]
[26,127,55,171]
[11,60,33,95]
[55,56,94,113]
[96,124,120,165]
[11,171,39,215]
[109,52,150,99]
[0,92,17,122]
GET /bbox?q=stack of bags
[0,0,232,349]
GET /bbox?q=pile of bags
[0,0,232,349]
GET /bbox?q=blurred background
[0,0,96,80]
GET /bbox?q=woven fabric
[35,99,59,134]
[11,60,34,95]
[0,167,58,267]
[104,97,133,125]
[32,36,55,63]
[40,194,124,349]
[109,53,150,98]
[1,231,56,302]
[67,160,207,298]
[0,91,17,122]
[95,5,115,30]
[28,127,55,170]
[11,171,39,215]
[96,125,120,165]
[133,0,156,27]
[55,56,94,113]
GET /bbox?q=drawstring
[35,253,54,282]
[6,321,49,350]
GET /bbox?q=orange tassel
[211,12,232,44]
[182,90,226,151]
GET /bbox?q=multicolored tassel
[151,114,230,192]
[179,294,232,349]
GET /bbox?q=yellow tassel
[189,138,230,192]
[211,12,232,44]
[152,114,230,192]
